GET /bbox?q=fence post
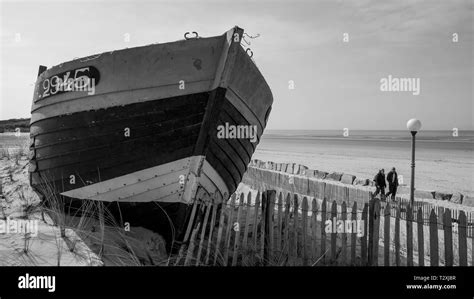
[444,208,453,266]
[263,190,276,265]
[276,192,283,256]
[214,201,226,266]
[260,191,267,264]
[471,212,474,265]
[184,223,201,266]
[330,200,337,264]
[320,198,327,265]
[311,198,318,263]
[301,197,309,266]
[341,201,347,265]
[252,192,261,263]
[395,205,401,266]
[232,193,245,266]
[368,196,375,265]
[458,211,467,266]
[269,191,275,259]
[437,207,444,230]
[283,193,291,265]
[223,194,236,266]
[292,194,299,265]
[429,209,439,266]
[351,202,357,265]
[406,204,413,266]
[241,192,252,265]
[373,199,381,266]
[466,212,474,239]
[384,201,391,266]
[417,207,424,266]
[175,199,199,265]
[205,194,219,265]
[196,198,212,265]
[361,202,369,266]
[368,196,380,266]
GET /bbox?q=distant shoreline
[263,129,474,140]
[262,135,474,143]
[0,118,29,133]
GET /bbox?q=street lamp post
[407,119,422,206]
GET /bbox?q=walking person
[373,169,386,199]
[385,167,399,200]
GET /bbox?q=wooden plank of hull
[31,90,208,140]
[209,136,247,178]
[31,133,198,187]
[219,103,256,156]
[205,150,237,193]
[60,158,190,201]
[34,122,201,169]
[208,141,242,190]
[225,89,265,140]
[112,183,183,203]
[34,114,204,160]
[60,156,229,205]
[39,129,196,167]
[199,165,227,200]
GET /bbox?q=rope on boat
[242,32,260,46]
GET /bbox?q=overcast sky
[1,0,473,130]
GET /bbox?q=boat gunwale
[39,34,224,79]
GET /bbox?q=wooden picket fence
[391,197,474,237]
[243,164,474,238]
[172,189,473,266]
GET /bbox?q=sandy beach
[0,149,169,266]
[254,130,474,197]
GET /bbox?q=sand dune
[0,157,168,266]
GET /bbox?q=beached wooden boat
[29,26,273,250]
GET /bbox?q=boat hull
[29,27,273,250]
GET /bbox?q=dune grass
[0,158,172,266]
[35,176,172,266]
